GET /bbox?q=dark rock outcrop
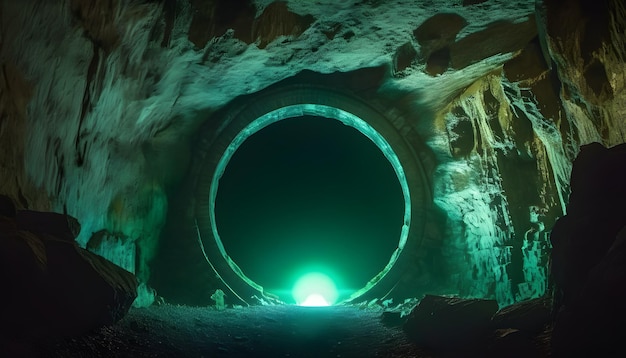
[490,296,551,334]
[550,142,626,357]
[15,209,81,243]
[252,1,315,49]
[392,42,418,75]
[70,0,121,52]
[449,18,538,69]
[187,0,256,48]
[413,13,467,56]
[403,294,552,356]
[543,0,616,104]
[403,295,499,353]
[413,13,467,75]
[0,196,138,345]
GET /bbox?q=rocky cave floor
[11,303,553,358]
[19,304,422,358]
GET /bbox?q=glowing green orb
[292,272,338,306]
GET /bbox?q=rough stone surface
[490,296,552,333]
[0,200,138,342]
[12,305,426,358]
[252,1,315,49]
[413,12,467,56]
[15,209,81,243]
[450,17,538,70]
[541,0,626,145]
[402,294,552,356]
[463,0,488,5]
[392,42,418,75]
[413,12,467,75]
[403,295,499,352]
[0,0,624,323]
[0,0,625,355]
[550,142,626,357]
[187,0,256,48]
[69,0,121,52]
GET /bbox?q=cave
[1,0,626,357]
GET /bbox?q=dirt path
[30,304,425,357]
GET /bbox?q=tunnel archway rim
[193,85,428,306]
[211,105,410,304]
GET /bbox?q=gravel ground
[20,304,427,358]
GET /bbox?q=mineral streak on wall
[1,0,624,307]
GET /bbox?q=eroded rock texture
[0,0,624,319]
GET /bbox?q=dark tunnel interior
[215,115,404,302]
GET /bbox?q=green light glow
[293,272,338,306]
[209,104,412,303]
[301,294,329,307]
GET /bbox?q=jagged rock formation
[0,0,624,321]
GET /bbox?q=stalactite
[503,79,571,214]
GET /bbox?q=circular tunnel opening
[193,86,429,307]
[214,115,404,304]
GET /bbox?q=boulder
[403,295,499,352]
[490,296,552,333]
[0,201,137,342]
[550,142,626,357]
[552,226,626,357]
[16,209,81,243]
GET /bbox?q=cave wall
[1,0,624,307]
